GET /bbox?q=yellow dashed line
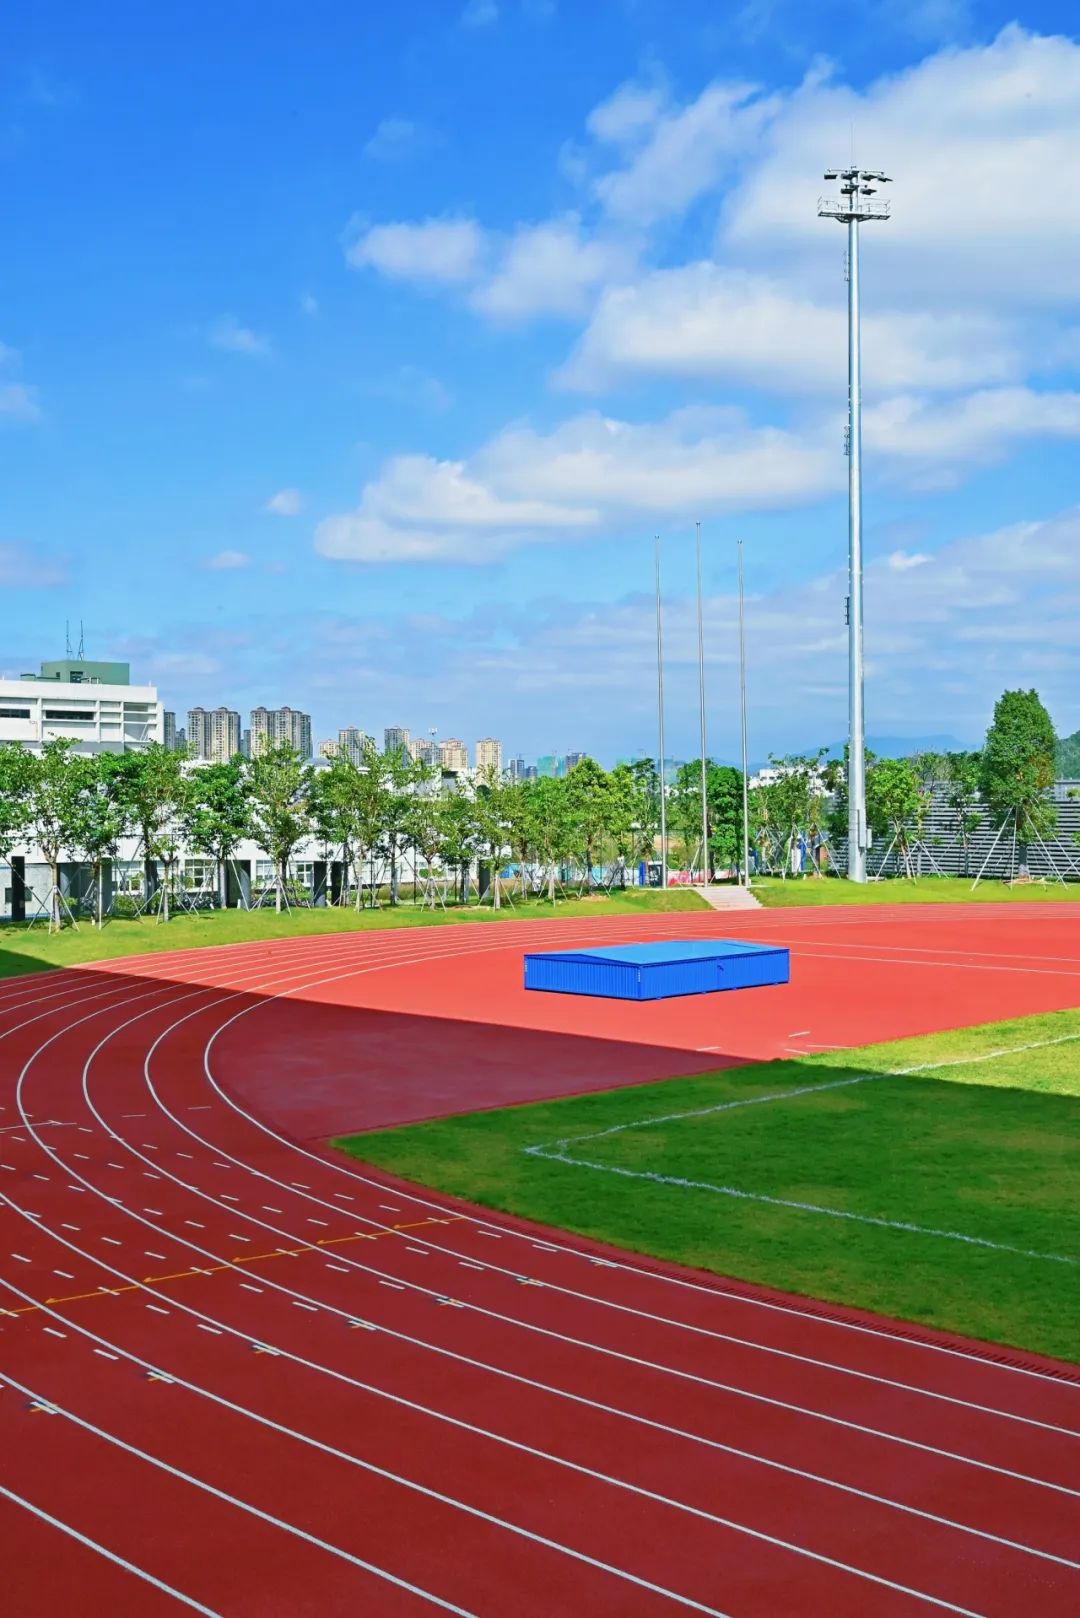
[4,1215,466,1319]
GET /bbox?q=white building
[0,660,162,756]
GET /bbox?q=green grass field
[0,887,707,980]
[752,874,1080,906]
[340,1009,1080,1362]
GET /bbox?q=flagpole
[655,535,668,890]
[737,539,751,886]
[695,520,709,884]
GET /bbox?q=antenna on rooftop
[77,620,85,659]
[65,620,72,658]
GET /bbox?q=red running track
[1,902,1079,1616]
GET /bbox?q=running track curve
[2,902,1079,1616]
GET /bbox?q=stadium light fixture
[818,166,892,883]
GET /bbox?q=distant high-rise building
[537,754,559,778]
[384,726,410,754]
[438,737,468,772]
[523,764,538,782]
[338,726,374,763]
[508,754,526,782]
[176,726,186,752]
[475,737,503,775]
[163,710,178,750]
[250,705,312,758]
[565,751,587,772]
[240,728,250,759]
[318,738,339,760]
[188,706,241,762]
[411,735,437,767]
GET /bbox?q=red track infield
[1,901,1079,1616]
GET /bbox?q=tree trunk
[493,846,501,910]
[161,866,170,923]
[276,859,285,913]
[218,857,227,910]
[50,858,60,933]
[96,860,104,929]
[548,861,555,903]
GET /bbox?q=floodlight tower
[819,166,891,883]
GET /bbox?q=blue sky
[3,0,1080,762]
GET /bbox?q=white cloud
[586,81,667,147]
[0,382,42,423]
[722,27,1080,306]
[0,344,42,423]
[264,488,304,517]
[863,387,1080,477]
[347,218,487,284]
[461,0,498,25]
[315,406,839,564]
[561,264,1020,394]
[470,216,637,320]
[202,549,252,570]
[363,117,420,160]
[315,454,595,563]
[886,550,930,570]
[299,293,319,317]
[209,315,272,358]
[0,542,65,587]
[594,80,778,226]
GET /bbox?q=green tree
[109,744,187,911]
[866,755,921,878]
[944,750,982,876]
[436,789,480,904]
[527,776,578,901]
[0,744,34,903]
[472,764,513,908]
[563,756,614,891]
[23,739,94,930]
[248,743,308,912]
[71,754,131,926]
[978,689,1058,876]
[669,759,746,879]
[180,758,250,907]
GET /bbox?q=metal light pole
[654,535,668,891]
[694,521,709,885]
[737,539,750,887]
[819,166,891,883]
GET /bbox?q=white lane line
[0,1483,225,1617]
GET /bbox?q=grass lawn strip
[752,875,1080,906]
[343,1008,1080,1363]
[0,889,707,980]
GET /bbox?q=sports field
[345,1006,1080,1360]
[3,901,1079,1615]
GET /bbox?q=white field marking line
[178,922,1080,1393]
[2,1268,1055,1618]
[781,934,1080,967]
[526,1033,1080,1269]
[11,966,1079,1568]
[110,968,1080,1468]
[189,975,1080,1435]
[83,953,1052,1476]
[791,945,1080,980]
[11,916,1072,1414]
[0,1482,225,1617]
[0,1372,483,1618]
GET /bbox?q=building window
[183,860,216,890]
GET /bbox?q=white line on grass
[525,1032,1080,1266]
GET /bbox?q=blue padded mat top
[527,939,779,966]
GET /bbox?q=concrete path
[698,883,762,910]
